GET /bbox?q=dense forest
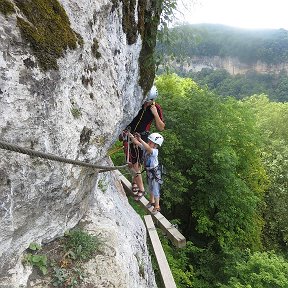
[157,24,288,102]
[186,69,288,102]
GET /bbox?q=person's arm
[150,104,165,131]
[128,132,153,154]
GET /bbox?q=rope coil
[0,140,127,172]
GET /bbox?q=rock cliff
[0,0,160,287]
[171,56,288,75]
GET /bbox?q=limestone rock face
[0,0,157,287]
[170,55,288,75]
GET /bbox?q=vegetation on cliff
[14,0,80,71]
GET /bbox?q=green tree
[275,73,288,102]
[156,74,267,252]
[243,95,288,250]
[220,251,288,288]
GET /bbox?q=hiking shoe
[134,191,145,201]
[151,207,161,215]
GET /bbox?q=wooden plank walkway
[115,170,186,248]
[144,215,177,288]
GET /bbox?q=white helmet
[146,85,158,101]
[148,132,164,146]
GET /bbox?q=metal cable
[0,140,127,172]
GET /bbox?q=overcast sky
[175,0,288,30]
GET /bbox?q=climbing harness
[0,140,127,173]
[143,153,164,184]
[145,165,164,185]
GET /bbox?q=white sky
[175,0,288,30]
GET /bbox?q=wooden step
[144,215,177,288]
[116,170,186,248]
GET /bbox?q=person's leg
[134,174,145,201]
[154,197,160,209]
[149,193,155,204]
[133,162,145,192]
[127,143,141,193]
[131,145,145,193]
[151,180,161,214]
[146,177,155,208]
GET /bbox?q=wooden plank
[144,215,177,288]
[116,170,186,248]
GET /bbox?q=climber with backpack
[120,85,165,198]
[128,131,164,214]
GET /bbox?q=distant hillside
[157,24,288,66]
[156,24,288,102]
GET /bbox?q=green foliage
[24,229,100,286]
[160,236,195,288]
[109,140,126,165]
[49,229,99,287]
[138,0,186,94]
[15,0,79,70]
[51,264,84,288]
[71,107,81,118]
[29,242,42,251]
[157,73,267,252]
[157,24,288,102]
[220,251,288,288]
[148,73,275,287]
[0,0,15,15]
[185,68,288,102]
[97,179,108,193]
[64,229,100,261]
[24,243,48,275]
[243,95,288,250]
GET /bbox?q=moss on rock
[122,0,137,45]
[91,38,101,59]
[15,0,79,71]
[138,0,162,95]
[0,0,15,16]
[120,0,162,94]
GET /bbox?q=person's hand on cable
[134,132,141,140]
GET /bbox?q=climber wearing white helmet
[128,131,164,214]
[146,85,158,101]
[120,84,165,199]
